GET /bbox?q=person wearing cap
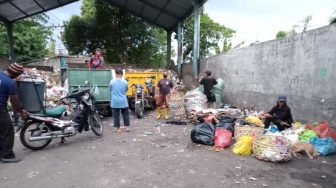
[109,68,130,132]
[0,63,28,163]
[88,48,105,69]
[264,95,294,131]
[199,70,218,108]
[155,70,174,120]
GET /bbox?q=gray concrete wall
[183,24,336,127]
[24,57,61,69]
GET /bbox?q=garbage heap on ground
[189,109,336,162]
[183,79,336,162]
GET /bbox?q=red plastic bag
[310,121,336,141]
[214,128,232,149]
[204,115,214,123]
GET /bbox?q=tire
[107,107,112,117]
[20,121,53,150]
[135,104,143,119]
[90,113,103,136]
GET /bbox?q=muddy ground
[0,111,335,188]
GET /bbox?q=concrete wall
[24,57,61,69]
[181,24,336,127]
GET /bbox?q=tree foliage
[181,12,236,60]
[48,39,56,57]
[0,14,53,62]
[62,0,167,68]
[276,31,287,39]
[276,15,313,39]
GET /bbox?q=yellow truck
[124,71,165,118]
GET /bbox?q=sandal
[126,127,131,132]
[113,128,121,133]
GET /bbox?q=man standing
[109,68,130,132]
[155,70,174,120]
[199,70,218,108]
[88,48,105,69]
[0,63,27,163]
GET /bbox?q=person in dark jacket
[264,95,294,131]
[199,70,218,108]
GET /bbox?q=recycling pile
[189,106,336,162]
[24,68,61,88]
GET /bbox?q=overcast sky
[48,0,336,52]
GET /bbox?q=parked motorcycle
[130,78,156,119]
[19,85,103,150]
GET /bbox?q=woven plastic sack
[309,137,336,156]
[184,88,207,115]
[232,135,253,155]
[299,130,318,142]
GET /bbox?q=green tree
[0,14,53,62]
[62,0,167,68]
[48,39,56,57]
[276,31,287,39]
[181,12,236,60]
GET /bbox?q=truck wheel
[107,107,112,117]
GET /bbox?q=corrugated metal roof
[0,0,207,31]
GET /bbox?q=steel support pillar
[166,31,172,70]
[192,0,200,82]
[7,23,16,63]
[177,21,183,79]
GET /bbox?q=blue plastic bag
[263,125,279,134]
[309,137,336,156]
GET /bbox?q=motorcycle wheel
[20,121,53,150]
[135,104,143,119]
[90,113,103,136]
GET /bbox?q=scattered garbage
[232,136,253,156]
[190,122,215,146]
[214,128,232,150]
[253,135,292,162]
[299,130,319,142]
[306,121,336,141]
[309,137,336,156]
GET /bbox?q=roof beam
[0,0,11,6]
[153,0,170,23]
[33,0,46,11]
[10,0,79,23]
[104,0,168,30]
[9,1,28,16]
[137,0,179,20]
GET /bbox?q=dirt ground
[0,111,335,188]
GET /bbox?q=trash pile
[190,112,336,162]
[24,68,62,88]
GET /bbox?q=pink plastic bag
[214,128,232,149]
[310,121,336,141]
